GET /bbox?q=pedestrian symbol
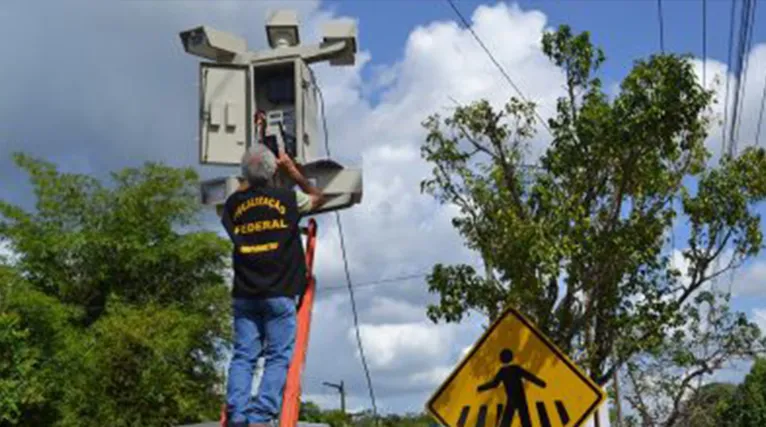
[426,307,606,427]
[477,348,547,427]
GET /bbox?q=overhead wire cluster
[726,0,758,157]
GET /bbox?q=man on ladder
[220,142,326,427]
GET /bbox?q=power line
[731,0,750,147]
[310,68,380,423]
[755,73,766,146]
[722,0,737,156]
[729,0,757,156]
[658,0,665,53]
[702,0,707,88]
[733,0,758,151]
[445,0,552,135]
[333,211,379,422]
[321,273,429,292]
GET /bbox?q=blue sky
[326,0,748,95]
[2,0,766,423]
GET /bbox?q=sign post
[427,307,606,427]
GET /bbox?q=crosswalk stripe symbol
[476,405,488,426]
[536,401,552,427]
[457,406,470,427]
[456,401,571,427]
[556,400,570,425]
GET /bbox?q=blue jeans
[226,297,297,424]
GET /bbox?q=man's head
[241,143,277,187]
[500,348,514,364]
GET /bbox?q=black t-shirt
[221,186,307,299]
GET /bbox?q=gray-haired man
[220,143,325,427]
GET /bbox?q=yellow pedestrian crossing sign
[427,306,606,427]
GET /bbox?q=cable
[309,67,380,422]
[333,213,379,420]
[722,0,737,156]
[445,0,552,136]
[756,73,766,146]
[321,273,429,292]
[658,0,665,53]
[727,0,746,155]
[730,0,749,147]
[733,0,757,150]
[702,0,707,88]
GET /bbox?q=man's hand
[277,151,302,181]
[277,150,327,211]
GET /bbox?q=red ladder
[279,218,318,426]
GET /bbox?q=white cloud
[355,322,454,371]
[752,308,766,332]
[406,366,452,389]
[364,296,429,324]
[733,259,766,296]
[0,240,18,266]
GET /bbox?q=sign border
[426,306,606,427]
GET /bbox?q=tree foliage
[621,290,764,426]
[624,358,766,427]
[0,153,231,425]
[420,24,766,386]
[722,358,766,426]
[299,401,436,427]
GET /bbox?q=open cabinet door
[199,63,250,165]
[296,59,320,164]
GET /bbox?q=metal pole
[323,380,346,414]
[613,367,623,426]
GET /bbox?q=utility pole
[323,380,346,414]
[613,366,623,426]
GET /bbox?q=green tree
[621,290,762,426]
[420,23,766,387]
[0,311,42,425]
[321,410,352,427]
[722,358,766,426]
[0,264,82,426]
[0,153,231,426]
[351,411,434,427]
[681,382,737,427]
[299,400,326,422]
